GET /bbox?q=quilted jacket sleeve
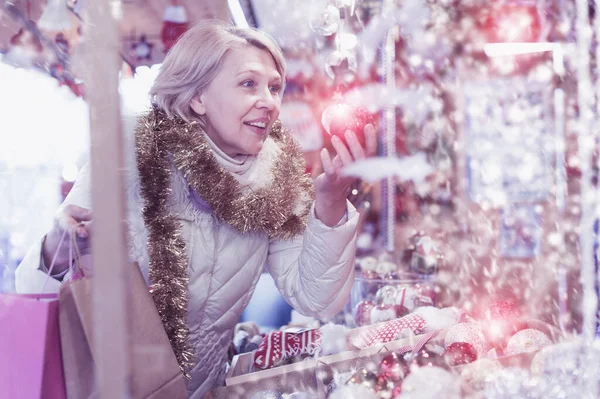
[265,200,359,319]
[15,164,93,294]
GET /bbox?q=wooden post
[83,1,131,397]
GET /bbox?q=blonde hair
[150,20,286,126]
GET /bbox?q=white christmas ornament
[395,286,418,311]
[505,328,552,356]
[309,4,340,36]
[359,256,378,272]
[324,50,357,81]
[375,260,397,275]
[444,322,487,357]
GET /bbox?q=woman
[15,20,376,397]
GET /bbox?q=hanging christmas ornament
[161,3,189,52]
[131,34,154,61]
[309,4,340,36]
[38,0,74,31]
[409,233,441,275]
[324,50,357,83]
[321,103,373,147]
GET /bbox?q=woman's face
[191,46,283,157]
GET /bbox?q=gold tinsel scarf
[135,107,314,376]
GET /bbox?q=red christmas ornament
[321,104,374,147]
[480,300,523,348]
[161,4,189,52]
[377,352,407,382]
[394,304,410,318]
[444,342,478,366]
[408,343,446,368]
[488,300,521,320]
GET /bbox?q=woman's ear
[190,95,206,116]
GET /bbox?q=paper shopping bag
[0,293,66,399]
[58,264,187,399]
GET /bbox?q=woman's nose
[256,88,278,110]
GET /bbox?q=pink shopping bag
[0,293,66,399]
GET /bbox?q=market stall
[1,0,599,398]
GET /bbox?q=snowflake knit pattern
[253,329,322,370]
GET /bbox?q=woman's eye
[270,85,282,94]
[241,80,255,88]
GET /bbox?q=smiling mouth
[243,121,267,129]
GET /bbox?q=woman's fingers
[58,205,92,238]
[331,136,354,166]
[364,124,377,157]
[344,130,366,161]
[320,148,337,178]
[64,204,93,222]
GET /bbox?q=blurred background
[0,0,595,334]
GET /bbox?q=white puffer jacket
[15,128,359,398]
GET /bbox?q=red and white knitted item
[351,313,427,349]
[253,329,322,370]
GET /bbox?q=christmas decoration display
[160,3,188,52]
[349,237,438,327]
[321,103,375,147]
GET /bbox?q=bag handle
[41,226,83,291]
